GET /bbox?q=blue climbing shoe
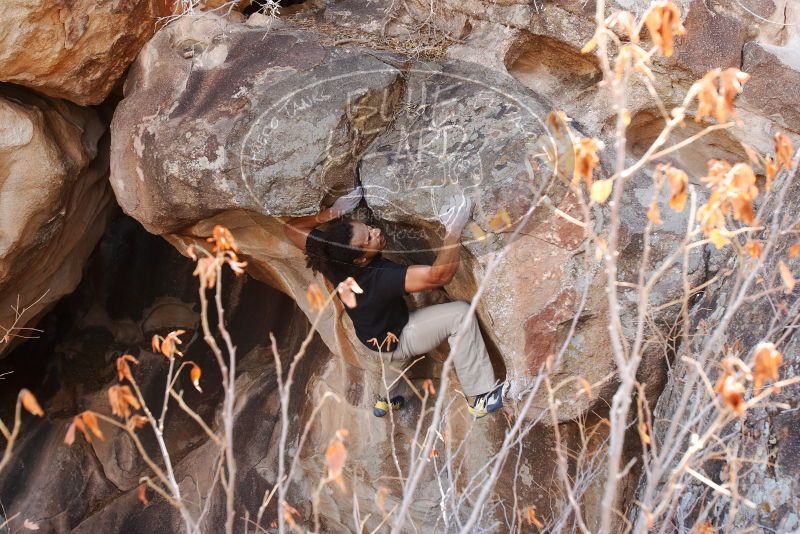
[373,396,405,417]
[468,384,505,418]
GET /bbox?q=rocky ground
[0,0,798,532]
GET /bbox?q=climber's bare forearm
[429,231,462,283]
[284,208,338,251]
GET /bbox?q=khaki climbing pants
[377,300,497,397]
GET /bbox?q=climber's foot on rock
[373,395,405,417]
[468,382,506,418]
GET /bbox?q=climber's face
[350,222,385,265]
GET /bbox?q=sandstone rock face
[0,85,115,358]
[0,0,173,105]
[111,14,704,427]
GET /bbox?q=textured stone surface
[0,85,115,358]
[741,42,800,130]
[110,15,706,425]
[0,0,173,105]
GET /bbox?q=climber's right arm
[284,209,338,251]
[405,232,462,292]
[283,186,363,251]
[404,198,472,292]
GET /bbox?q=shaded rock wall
[0,84,116,358]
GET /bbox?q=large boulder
[110,14,704,425]
[0,85,115,358]
[0,0,173,105]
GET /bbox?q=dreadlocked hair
[304,220,362,281]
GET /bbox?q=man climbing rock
[284,186,504,418]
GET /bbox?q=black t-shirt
[313,236,409,352]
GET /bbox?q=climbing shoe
[373,396,405,417]
[468,383,505,418]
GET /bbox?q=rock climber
[284,186,504,418]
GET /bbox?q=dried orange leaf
[325,432,348,486]
[744,241,763,259]
[138,483,150,506]
[525,505,545,528]
[64,421,77,446]
[81,411,105,441]
[753,342,782,391]
[708,229,731,249]
[644,1,686,57]
[779,260,795,293]
[580,37,597,54]
[638,420,652,445]
[376,487,390,512]
[789,243,800,258]
[22,519,39,530]
[590,179,614,204]
[20,389,44,417]
[775,132,794,171]
[573,138,602,186]
[647,201,663,225]
[576,377,593,399]
[190,363,203,393]
[716,374,746,415]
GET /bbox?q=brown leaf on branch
[647,202,663,225]
[693,69,749,123]
[590,179,614,204]
[157,329,185,359]
[789,243,800,258]
[660,163,688,212]
[81,411,104,441]
[764,156,777,191]
[193,257,217,289]
[525,505,545,528]
[282,502,300,528]
[69,412,105,443]
[778,261,795,293]
[20,389,44,417]
[644,1,686,57]
[326,429,349,491]
[715,362,746,415]
[190,363,203,393]
[64,421,77,445]
[128,415,149,430]
[744,241,763,259]
[108,385,142,418]
[607,11,638,42]
[137,483,150,506]
[116,354,139,383]
[775,132,795,171]
[573,138,602,187]
[753,342,782,391]
[207,225,238,253]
